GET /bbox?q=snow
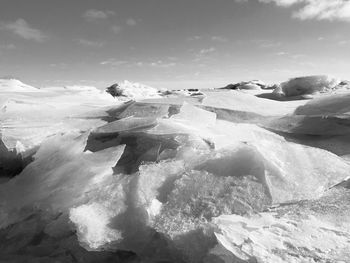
[273,75,343,98]
[0,79,40,93]
[106,80,162,100]
[1,77,350,262]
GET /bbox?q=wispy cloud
[126,18,137,26]
[149,60,177,68]
[100,59,129,67]
[0,43,16,50]
[100,58,177,69]
[187,35,203,41]
[199,47,216,55]
[75,38,104,47]
[211,36,228,42]
[275,51,288,56]
[258,0,350,22]
[338,39,350,45]
[254,39,282,48]
[0,19,47,42]
[83,9,115,21]
[111,25,122,34]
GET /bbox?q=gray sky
[0,0,350,89]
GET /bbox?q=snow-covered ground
[0,77,349,262]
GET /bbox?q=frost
[69,203,123,249]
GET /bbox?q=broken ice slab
[211,187,350,262]
[117,102,170,119]
[202,90,307,117]
[294,93,350,116]
[93,117,158,135]
[170,102,216,127]
[264,93,350,135]
[262,114,350,136]
[0,132,126,230]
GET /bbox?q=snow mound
[0,79,40,92]
[106,80,161,100]
[273,75,343,98]
[221,80,266,90]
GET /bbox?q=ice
[295,93,350,116]
[69,202,123,250]
[263,92,350,136]
[106,80,162,100]
[0,132,126,229]
[0,79,40,93]
[202,90,306,117]
[221,80,267,90]
[273,75,343,98]
[1,79,350,262]
[0,80,119,176]
[212,187,350,262]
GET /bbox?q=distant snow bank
[106,80,162,100]
[0,79,40,92]
[273,75,348,98]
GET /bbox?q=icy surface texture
[212,187,350,262]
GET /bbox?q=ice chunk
[212,187,350,262]
[274,75,342,98]
[106,80,161,100]
[253,130,350,203]
[93,117,158,134]
[295,93,350,116]
[263,114,350,136]
[202,90,306,117]
[263,93,350,136]
[171,102,216,126]
[117,102,170,119]
[0,132,126,229]
[69,202,122,250]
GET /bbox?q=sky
[0,0,350,90]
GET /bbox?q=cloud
[75,39,104,47]
[111,25,122,34]
[254,39,282,48]
[199,47,216,55]
[187,35,202,41]
[83,9,115,21]
[149,60,177,68]
[275,51,288,56]
[211,36,228,42]
[100,59,128,66]
[258,0,350,22]
[0,43,16,50]
[126,18,137,26]
[0,19,47,42]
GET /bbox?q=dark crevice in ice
[0,139,36,178]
